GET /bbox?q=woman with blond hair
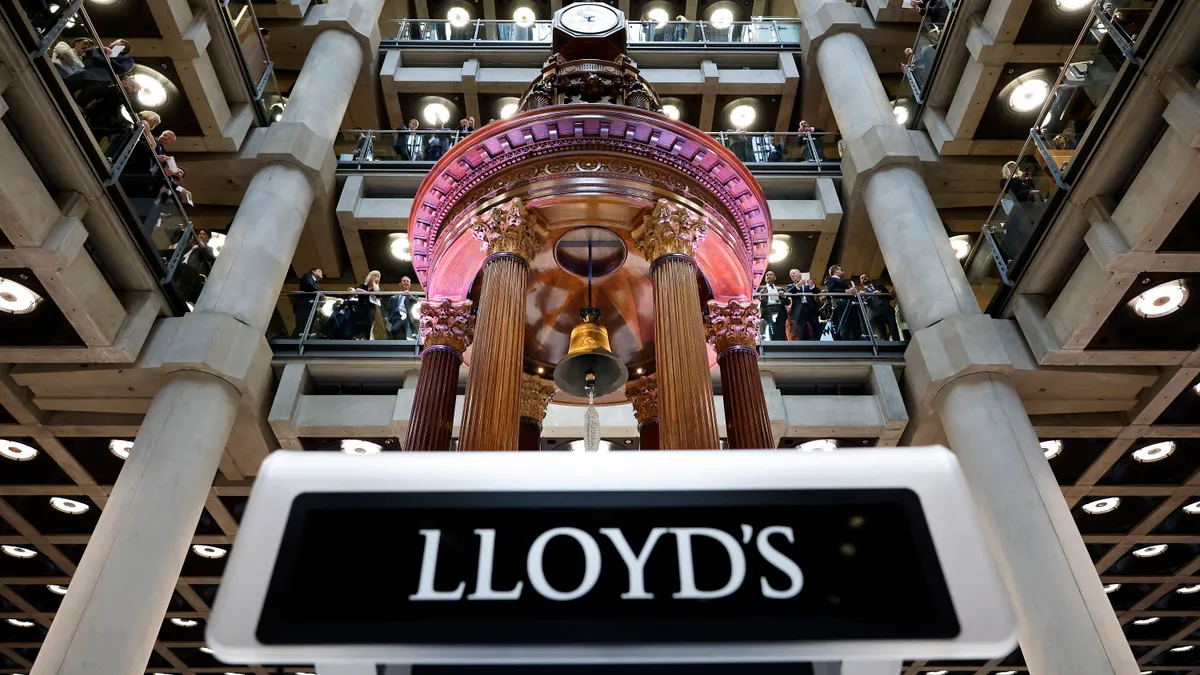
[348,270,383,339]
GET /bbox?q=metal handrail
[385,17,802,45]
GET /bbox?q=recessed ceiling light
[2,545,37,559]
[423,102,451,127]
[1055,0,1091,10]
[647,7,669,25]
[0,439,39,461]
[109,439,133,459]
[1179,584,1200,594]
[1103,583,1121,593]
[446,6,470,27]
[729,104,756,130]
[388,233,411,262]
[208,232,227,257]
[170,618,199,627]
[49,497,90,515]
[797,439,837,452]
[710,7,734,28]
[191,544,227,559]
[997,672,1017,675]
[1184,501,1200,515]
[1132,280,1189,318]
[1170,645,1195,652]
[1133,616,1160,625]
[512,6,535,26]
[1133,544,1168,558]
[949,234,971,260]
[319,296,337,317]
[662,104,681,121]
[1132,440,1175,463]
[6,619,35,628]
[131,72,167,108]
[1041,439,1063,459]
[635,367,645,375]
[1082,497,1120,515]
[341,439,383,455]
[925,671,948,675]
[47,584,68,595]
[1008,78,1050,113]
[769,235,790,263]
[536,367,545,374]
[499,102,518,119]
[565,439,616,452]
[0,277,44,315]
[893,105,910,125]
[199,647,214,654]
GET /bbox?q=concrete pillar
[30,11,379,675]
[707,299,773,450]
[801,7,1139,674]
[625,374,660,450]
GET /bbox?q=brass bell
[553,316,629,397]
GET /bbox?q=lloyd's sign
[207,449,1016,664]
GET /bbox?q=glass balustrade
[223,0,274,111]
[753,291,908,356]
[903,0,955,103]
[272,291,428,354]
[385,18,802,45]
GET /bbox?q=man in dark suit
[824,264,861,340]
[785,268,820,340]
[291,268,323,337]
[859,274,899,341]
[385,276,420,340]
[757,270,787,341]
[394,119,424,160]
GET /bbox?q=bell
[554,317,629,397]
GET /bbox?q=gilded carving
[519,373,558,422]
[420,299,475,354]
[624,374,659,424]
[470,197,550,260]
[631,199,710,261]
[705,299,762,354]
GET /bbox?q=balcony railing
[335,129,842,173]
[902,0,956,105]
[270,291,427,355]
[754,291,908,358]
[382,18,801,47]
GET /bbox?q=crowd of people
[757,265,902,342]
[723,121,830,164]
[290,269,424,341]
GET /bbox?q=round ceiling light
[447,6,471,27]
[1,439,39,461]
[109,439,132,459]
[171,618,199,627]
[191,544,227,559]
[769,235,790,263]
[6,618,34,628]
[389,233,411,261]
[729,104,756,130]
[1132,440,1175,463]
[797,439,837,452]
[1008,78,1050,113]
[662,104,681,121]
[1184,501,1200,515]
[1133,544,1168,558]
[1171,645,1195,653]
[565,439,615,452]
[1054,0,1090,10]
[1133,616,1160,625]
[0,277,44,315]
[1081,497,1120,515]
[949,235,971,260]
[500,102,519,119]
[131,72,167,108]
[1177,584,1200,594]
[199,647,215,654]
[49,497,90,515]
[1103,583,1121,593]
[647,7,669,25]
[710,7,734,28]
[893,105,910,125]
[319,297,337,317]
[208,232,227,257]
[1041,439,1063,459]
[512,6,535,26]
[341,439,383,455]
[997,672,1017,675]
[47,584,68,595]
[925,671,948,675]
[1132,280,1189,318]
[423,102,451,127]
[2,545,37,559]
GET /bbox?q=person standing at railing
[385,276,421,340]
[797,121,826,161]
[673,16,689,41]
[291,268,324,337]
[51,37,95,78]
[427,123,451,161]
[785,268,820,341]
[394,119,425,161]
[823,264,861,341]
[66,39,135,95]
[758,271,788,341]
[859,274,899,341]
[347,270,383,340]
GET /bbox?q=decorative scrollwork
[420,299,475,354]
[631,199,710,261]
[705,299,762,354]
[469,197,550,261]
[624,374,659,424]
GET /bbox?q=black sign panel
[258,490,958,645]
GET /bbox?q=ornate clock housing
[553,2,627,62]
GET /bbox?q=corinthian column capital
[624,374,659,425]
[420,298,475,354]
[631,199,710,262]
[705,298,762,355]
[519,373,557,423]
[470,197,550,261]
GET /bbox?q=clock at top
[553,2,628,61]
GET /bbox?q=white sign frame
[208,448,1016,664]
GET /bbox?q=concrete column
[30,15,377,675]
[707,299,773,450]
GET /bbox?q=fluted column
[518,373,557,450]
[404,299,474,451]
[458,198,548,451]
[632,200,719,450]
[707,299,772,449]
[625,374,660,450]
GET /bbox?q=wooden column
[625,374,660,450]
[404,299,473,451]
[632,200,720,450]
[707,299,772,449]
[458,198,548,451]
[518,373,557,450]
